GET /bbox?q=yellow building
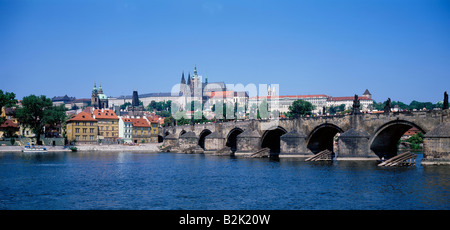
[93,109,119,144]
[131,117,153,143]
[66,112,98,144]
[150,119,159,142]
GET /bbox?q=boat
[22,143,47,153]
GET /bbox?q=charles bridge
[162,109,450,164]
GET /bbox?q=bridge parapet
[161,109,449,164]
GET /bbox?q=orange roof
[93,109,119,119]
[68,112,97,122]
[328,96,371,101]
[130,117,151,127]
[207,91,235,98]
[0,119,19,128]
[121,117,133,122]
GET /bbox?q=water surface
[0,152,448,210]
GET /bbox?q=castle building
[180,66,227,98]
[91,82,109,109]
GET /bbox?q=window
[75,128,80,133]
[90,128,94,133]
[83,128,87,133]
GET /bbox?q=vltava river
[0,152,448,210]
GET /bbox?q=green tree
[287,100,314,118]
[0,90,17,109]
[407,132,424,150]
[15,95,67,145]
[0,90,17,124]
[258,100,269,119]
[120,102,131,110]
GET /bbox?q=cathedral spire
[181,71,186,84]
[187,72,191,85]
[93,81,97,93]
[193,65,198,77]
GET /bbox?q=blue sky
[1,0,449,104]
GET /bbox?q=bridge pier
[236,129,261,153]
[280,130,309,155]
[422,122,450,165]
[337,128,375,159]
[178,131,199,151]
[204,132,225,151]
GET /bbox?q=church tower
[180,71,188,96]
[91,82,99,109]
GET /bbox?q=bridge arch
[369,120,425,159]
[198,129,212,150]
[179,130,186,138]
[307,123,344,154]
[260,126,288,154]
[226,128,244,153]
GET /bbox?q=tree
[287,100,314,118]
[258,100,269,119]
[120,102,131,110]
[15,95,67,145]
[0,90,17,109]
[0,90,17,124]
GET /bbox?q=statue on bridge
[384,98,391,113]
[351,94,361,115]
[444,91,449,110]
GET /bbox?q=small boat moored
[22,143,47,153]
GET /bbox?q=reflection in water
[0,152,448,210]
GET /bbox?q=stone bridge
[162,109,450,164]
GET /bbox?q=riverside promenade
[0,143,162,152]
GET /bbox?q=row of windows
[100,126,115,131]
[75,122,95,126]
[74,135,96,141]
[99,132,118,137]
[98,120,115,124]
[75,128,96,133]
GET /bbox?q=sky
[1,0,449,104]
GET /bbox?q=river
[0,151,448,210]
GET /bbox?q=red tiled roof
[250,95,328,100]
[0,119,19,128]
[327,96,371,101]
[207,91,235,98]
[68,112,97,122]
[121,117,132,122]
[93,109,119,119]
[131,118,151,127]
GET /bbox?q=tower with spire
[91,82,99,109]
[91,82,109,109]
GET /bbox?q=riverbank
[0,143,163,153]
